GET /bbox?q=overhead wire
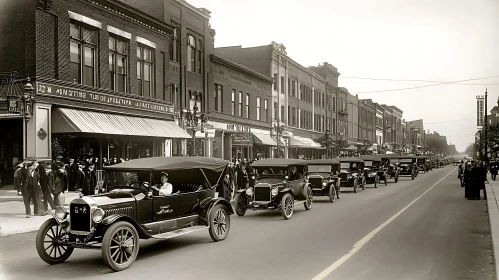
[423,118,475,125]
[340,75,499,86]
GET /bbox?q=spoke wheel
[36,218,73,265]
[328,185,336,203]
[102,221,139,272]
[235,194,247,216]
[304,186,313,210]
[209,204,230,242]
[281,193,294,220]
[353,180,358,193]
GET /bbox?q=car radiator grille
[339,173,348,181]
[309,178,323,188]
[103,207,133,219]
[70,203,91,233]
[254,186,271,201]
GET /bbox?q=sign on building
[477,95,485,128]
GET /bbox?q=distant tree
[315,135,349,157]
[464,143,475,156]
[476,124,499,159]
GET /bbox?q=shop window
[256,97,261,121]
[245,93,250,118]
[70,22,97,86]
[170,27,179,62]
[214,83,223,112]
[238,91,243,117]
[109,36,128,93]
[187,35,196,72]
[231,89,235,115]
[137,45,154,98]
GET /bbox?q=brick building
[0,0,209,180]
[358,99,376,150]
[209,54,274,160]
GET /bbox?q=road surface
[0,166,494,280]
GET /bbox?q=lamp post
[181,102,207,156]
[272,120,284,158]
[22,78,34,159]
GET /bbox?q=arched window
[170,27,179,62]
[187,35,196,72]
[197,39,203,74]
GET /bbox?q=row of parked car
[35,155,451,272]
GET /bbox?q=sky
[188,0,499,152]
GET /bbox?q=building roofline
[210,54,274,83]
[174,0,211,19]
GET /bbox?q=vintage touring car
[360,155,385,187]
[306,159,341,202]
[338,158,366,193]
[396,156,418,180]
[234,158,313,220]
[379,155,399,183]
[36,157,234,272]
[416,156,429,173]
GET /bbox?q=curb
[0,197,23,203]
[486,181,499,280]
[0,226,40,238]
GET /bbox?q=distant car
[235,158,313,220]
[397,156,418,180]
[416,156,429,173]
[454,160,461,166]
[306,159,342,202]
[360,155,385,187]
[36,157,234,272]
[338,158,366,193]
[380,155,400,183]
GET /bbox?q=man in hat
[74,161,85,192]
[52,162,67,207]
[23,161,41,217]
[151,172,173,195]
[40,163,55,214]
[82,162,97,196]
[14,161,25,196]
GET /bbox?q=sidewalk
[0,192,79,238]
[487,175,499,280]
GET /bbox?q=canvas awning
[253,133,277,146]
[52,108,191,138]
[289,136,322,149]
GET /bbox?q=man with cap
[74,161,85,192]
[14,161,25,196]
[40,162,55,214]
[151,172,173,195]
[52,162,67,207]
[82,162,97,196]
[23,161,41,217]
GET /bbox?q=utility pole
[485,88,488,163]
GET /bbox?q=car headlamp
[251,176,255,180]
[245,188,253,196]
[55,206,68,220]
[322,182,327,186]
[271,188,278,196]
[92,208,105,223]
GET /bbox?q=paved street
[0,165,494,280]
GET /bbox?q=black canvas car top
[337,157,364,163]
[103,156,229,172]
[306,159,341,165]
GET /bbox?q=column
[26,102,52,160]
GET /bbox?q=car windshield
[417,159,425,163]
[308,165,331,173]
[254,166,287,176]
[364,161,373,167]
[391,158,400,163]
[400,159,413,163]
[106,171,151,188]
[340,162,350,169]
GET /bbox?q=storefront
[288,135,323,159]
[31,81,191,167]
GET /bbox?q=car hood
[87,191,136,206]
[255,177,286,186]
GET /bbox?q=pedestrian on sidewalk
[14,161,25,196]
[82,162,96,196]
[490,160,498,181]
[23,161,41,218]
[464,162,473,199]
[52,162,67,207]
[40,163,55,214]
[68,158,78,191]
[74,161,85,192]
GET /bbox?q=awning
[289,136,322,149]
[52,108,191,138]
[253,133,277,146]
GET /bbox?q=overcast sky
[188,0,499,152]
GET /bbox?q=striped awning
[289,136,322,149]
[52,108,191,138]
[253,133,277,146]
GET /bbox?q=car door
[177,191,200,217]
[153,194,179,222]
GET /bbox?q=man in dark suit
[40,163,55,214]
[68,158,78,191]
[74,161,85,192]
[52,162,67,207]
[82,163,97,196]
[23,162,41,218]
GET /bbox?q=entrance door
[0,119,23,185]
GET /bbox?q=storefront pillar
[25,102,52,161]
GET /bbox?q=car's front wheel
[329,185,336,203]
[234,194,247,216]
[209,204,230,242]
[353,180,358,193]
[102,221,139,272]
[304,186,313,210]
[281,193,294,220]
[374,177,378,188]
[36,218,74,265]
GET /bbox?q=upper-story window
[273,74,278,91]
[70,22,98,87]
[264,99,268,122]
[280,76,285,94]
[256,97,261,121]
[231,89,236,115]
[214,83,223,112]
[109,36,128,93]
[245,93,250,118]
[197,39,203,74]
[137,45,154,98]
[170,27,179,62]
[238,91,243,117]
[187,35,196,72]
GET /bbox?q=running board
[151,226,208,240]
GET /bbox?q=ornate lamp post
[180,102,207,156]
[22,78,34,159]
[272,120,284,158]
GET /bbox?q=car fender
[101,214,152,239]
[278,187,293,196]
[201,198,234,221]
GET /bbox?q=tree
[476,124,499,159]
[314,135,349,157]
[359,140,373,155]
[464,143,475,156]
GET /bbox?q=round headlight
[245,188,253,196]
[55,206,67,220]
[92,208,105,223]
[322,182,327,186]
[271,188,278,196]
[251,176,255,180]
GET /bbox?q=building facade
[209,54,274,160]
[358,99,376,150]
[346,91,359,145]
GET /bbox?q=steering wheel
[128,181,149,192]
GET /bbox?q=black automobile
[380,155,399,183]
[306,159,341,202]
[235,159,313,220]
[397,156,418,180]
[36,157,234,272]
[338,158,366,193]
[360,155,385,187]
[416,156,428,173]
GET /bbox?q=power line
[347,76,499,94]
[341,75,499,85]
[423,118,475,125]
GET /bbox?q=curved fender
[278,187,293,196]
[199,198,234,224]
[101,214,151,239]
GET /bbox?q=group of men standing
[458,160,487,200]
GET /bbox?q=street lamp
[180,102,207,156]
[22,77,34,159]
[272,120,284,158]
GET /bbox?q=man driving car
[151,172,173,195]
[288,166,303,181]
